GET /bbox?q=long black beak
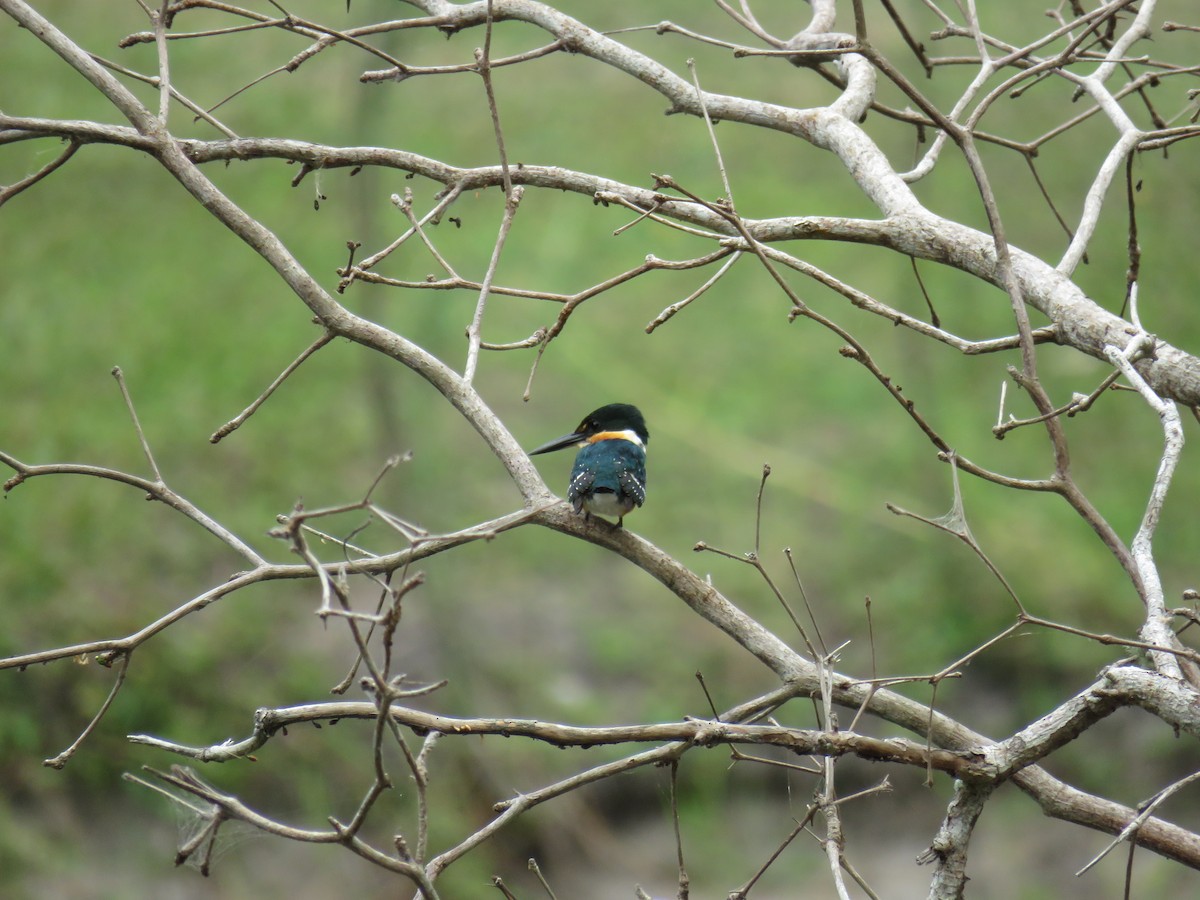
[529,431,584,456]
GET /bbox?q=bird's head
[530,403,649,455]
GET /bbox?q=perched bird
[530,403,649,527]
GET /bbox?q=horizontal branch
[0,506,544,671]
[130,700,988,779]
[6,112,1194,404]
[127,657,1200,870]
[1103,665,1200,738]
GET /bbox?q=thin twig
[528,857,559,899]
[1077,770,1200,876]
[669,760,690,899]
[151,0,171,123]
[112,366,163,484]
[43,651,132,769]
[0,137,79,206]
[464,186,522,384]
[211,331,335,442]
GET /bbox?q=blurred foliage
[3,1,1200,897]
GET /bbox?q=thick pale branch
[8,113,1195,404]
[1102,666,1200,737]
[1105,327,1191,681]
[921,780,994,899]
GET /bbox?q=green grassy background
[2,1,1200,897]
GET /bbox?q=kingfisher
[530,403,649,527]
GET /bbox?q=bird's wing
[567,463,596,511]
[617,465,646,507]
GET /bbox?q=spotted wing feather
[617,466,646,508]
[567,464,596,513]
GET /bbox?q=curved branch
[10,111,1194,406]
[1,451,266,566]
